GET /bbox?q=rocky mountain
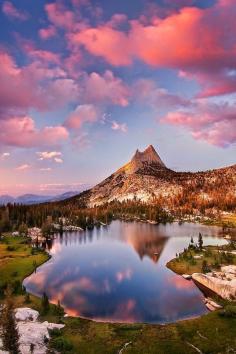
[67,145,236,211]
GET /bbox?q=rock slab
[192,265,236,300]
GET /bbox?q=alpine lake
[24,220,226,324]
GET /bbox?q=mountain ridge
[0,191,85,206]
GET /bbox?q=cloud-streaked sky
[0,0,236,195]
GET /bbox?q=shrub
[7,246,16,251]
[51,337,73,351]
[219,305,236,318]
[49,328,62,337]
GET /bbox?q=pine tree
[41,292,50,314]
[198,232,203,250]
[1,286,20,354]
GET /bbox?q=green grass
[1,234,236,353]
[47,312,236,353]
[0,235,49,290]
[167,244,236,275]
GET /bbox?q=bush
[49,328,62,337]
[7,246,16,251]
[219,305,236,318]
[51,337,73,351]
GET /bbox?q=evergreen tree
[198,232,203,250]
[202,260,209,273]
[41,292,50,314]
[1,286,20,354]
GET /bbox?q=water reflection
[24,221,226,323]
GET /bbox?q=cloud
[37,151,63,163]
[2,1,29,21]
[0,50,79,116]
[38,183,88,193]
[1,152,10,160]
[69,25,132,66]
[45,2,76,30]
[0,116,69,148]
[71,1,236,69]
[54,157,63,163]
[38,26,57,40]
[162,101,236,147]
[64,104,98,130]
[82,70,129,107]
[67,0,236,100]
[133,79,189,108]
[111,121,128,133]
[16,164,30,171]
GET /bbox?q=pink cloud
[38,26,57,40]
[83,70,129,106]
[65,104,98,129]
[2,1,29,21]
[0,116,69,148]
[67,0,236,98]
[69,26,132,66]
[162,102,236,147]
[45,2,75,30]
[0,50,78,115]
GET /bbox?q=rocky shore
[192,265,236,300]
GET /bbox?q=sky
[0,0,236,196]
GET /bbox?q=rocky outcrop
[0,308,64,354]
[127,145,166,173]
[192,265,236,300]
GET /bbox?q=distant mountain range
[64,145,236,211]
[0,191,84,205]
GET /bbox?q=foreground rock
[0,308,64,354]
[192,265,236,300]
[16,308,64,354]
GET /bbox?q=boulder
[182,274,192,280]
[15,308,39,322]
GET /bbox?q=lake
[24,221,226,324]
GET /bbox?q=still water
[24,221,226,324]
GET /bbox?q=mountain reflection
[24,221,225,323]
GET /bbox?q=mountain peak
[119,145,166,175]
[131,145,166,168]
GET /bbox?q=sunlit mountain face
[24,221,226,323]
[0,0,236,196]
